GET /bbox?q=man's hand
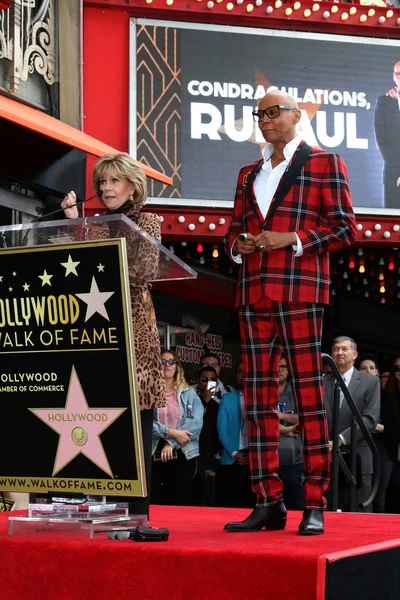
[205,470,216,478]
[277,411,299,426]
[235,451,249,465]
[387,87,398,100]
[253,231,297,253]
[328,439,343,452]
[161,443,174,462]
[376,423,384,433]
[397,177,400,187]
[232,234,257,256]
[280,424,299,437]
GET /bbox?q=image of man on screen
[374,62,400,209]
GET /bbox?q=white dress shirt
[338,366,354,446]
[232,135,303,263]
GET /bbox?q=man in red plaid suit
[224,91,356,535]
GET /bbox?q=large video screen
[131,20,400,213]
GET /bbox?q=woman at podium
[61,152,167,515]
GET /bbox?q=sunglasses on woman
[161,358,177,366]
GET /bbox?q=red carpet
[0,506,400,600]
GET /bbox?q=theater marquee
[0,240,145,497]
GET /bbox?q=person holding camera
[151,350,203,506]
[194,365,222,505]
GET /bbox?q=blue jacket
[152,386,204,460]
[218,385,303,467]
[217,390,243,465]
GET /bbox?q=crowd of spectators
[150,342,400,513]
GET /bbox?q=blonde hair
[161,349,189,392]
[92,152,147,208]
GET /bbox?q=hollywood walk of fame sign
[0,238,146,496]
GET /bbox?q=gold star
[23,283,30,292]
[61,255,80,277]
[12,271,17,276]
[38,270,53,287]
[8,287,12,292]
[97,263,105,273]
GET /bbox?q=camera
[238,233,248,241]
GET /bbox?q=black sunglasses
[252,105,297,122]
[394,365,400,372]
[200,376,217,383]
[161,358,177,366]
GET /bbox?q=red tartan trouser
[239,295,330,510]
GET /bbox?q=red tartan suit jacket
[225,144,357,308]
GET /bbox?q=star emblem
[39,270,53,286]
[29,367,125,476]
[61,255,80,277]
[0,276,3,282]
[12,271,17,276]
[97,263,105,272]
[8,287,12,292]
[23,283,30,292]
[75,277,114,322]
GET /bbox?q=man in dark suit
[324,336,381,512]
[374,61,400,208]
[223,90,356,535]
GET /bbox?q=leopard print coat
[90,205,167,411]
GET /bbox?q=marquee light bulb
[386,9,393,17]
[285,7,292,15]
[227,2,234,8]
[378,16,386,24]
[359,265,365,274]
[349,6,357,14]
[312,3,319,11]
[246,3,254,11]
[275,0,282,7]
[368,8,375,16]
[293,1,301,8]
[359,14,367,22]
[304,8,311,17]
[266,6,273,12]
[341,12,349,20]
[330,5,338,13]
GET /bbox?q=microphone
[35,189,104,222]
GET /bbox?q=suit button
[262,224,271,231]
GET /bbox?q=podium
[0,215,196,516]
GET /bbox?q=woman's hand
[168,429,192,445]
[161,443,174,462]
[61,191,79,219]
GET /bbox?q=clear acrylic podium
[0,214,196,537]
[0,213,197,282]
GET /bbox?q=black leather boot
[224,501,287,532]
[298,509,324,535]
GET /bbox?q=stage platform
[1,505,400,600]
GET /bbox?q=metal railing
[322,353,380,511]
